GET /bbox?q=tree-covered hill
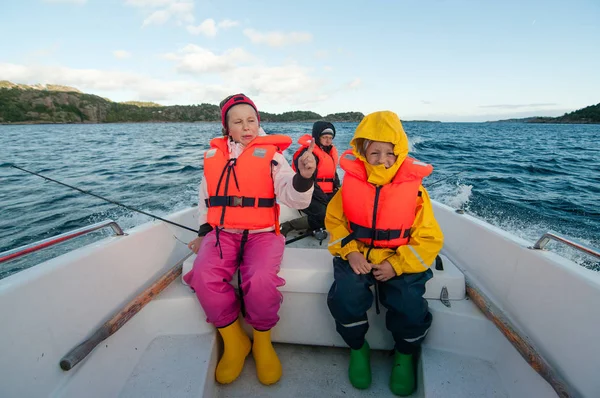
[491,103,600,124]
[0,82,365,124]
[551,103,600,123]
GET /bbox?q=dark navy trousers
[327,256,433,354]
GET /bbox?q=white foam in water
[448,184,473,209]
[408,136,428,153]
[431,189,599,271]
[116,211,155,230]
[428,181,473,210]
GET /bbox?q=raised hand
[297,139,317,179]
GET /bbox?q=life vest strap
[315,178,335,182]
[205,196,275,208]
[341,222,411,247]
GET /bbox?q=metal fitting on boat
[313,228,328,245]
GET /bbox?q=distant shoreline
[2,82,598,125]
[5,120,600,126]
[1,119,447,126]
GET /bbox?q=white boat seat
[182,249,465,300]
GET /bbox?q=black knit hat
[312,121,336,140]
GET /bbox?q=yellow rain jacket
[325,111,444,275]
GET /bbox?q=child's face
[319,134,333,147]
[227,104,259,146]
[365,141,397,168]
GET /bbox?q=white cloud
[187,18,239,37]
[125,0,194,27]
[218,19,239,29]
[42,0,86,3]
[323,66,333,72]
[163,45,253,74]
[168,1,193,15]
[187,19,217,37]
[314,50,328,59]
[228,64,322,97]
[0,62,204,103]
[161,45,324,104]
[0,55,346,111]
[348,78,362,89]
[113,50,132,59]
[143,10,171,26]
[243,29,312,47]
[161,46,330,106]
[125,0,174,6]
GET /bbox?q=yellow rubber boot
[252,329,282,385]
[215,319,251,384]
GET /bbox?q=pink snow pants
[183,229,286,330]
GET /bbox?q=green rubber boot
[389,351,415,396]
[348,341,371,389]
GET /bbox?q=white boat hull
[1,202,598,397]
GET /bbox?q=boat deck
[113,317,514,398]
[118,335,510,398]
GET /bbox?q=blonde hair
[360,139,372,157]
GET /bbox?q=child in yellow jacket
[325,111,443,396]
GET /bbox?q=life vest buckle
[230,196,244,207]
[377,229,392,240]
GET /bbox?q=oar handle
[59,254,191,371]
[60,328,111,370]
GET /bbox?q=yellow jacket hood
[350,111,409,185]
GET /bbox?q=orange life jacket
[292,134,339,193]
[339,149,433,248]
[203,135,292,230]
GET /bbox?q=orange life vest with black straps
[339,149,433,248]
[292,134,339,193]
[203,135,292,230]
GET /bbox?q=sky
[1,0,599,122]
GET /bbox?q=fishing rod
[6,163,314,245]
[7,164,198,233]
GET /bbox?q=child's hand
[298,139,317,178]
[188,236,204,254]
[372,260,396,282]
[347,251,372,275]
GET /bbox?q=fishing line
[7,164,198,233]
[425,171,463,188]
[6,163,309,245]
